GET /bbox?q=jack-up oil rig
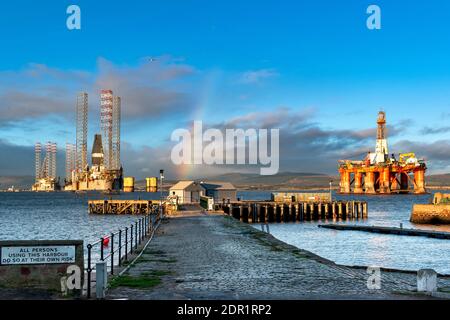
[32,141,61,191]
[64,90,123,192]
[338,111,427,194]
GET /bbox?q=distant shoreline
[2,185,450,193]
[235,185,450,192]
[425,186,450,190]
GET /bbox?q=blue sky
[1,0,450,178]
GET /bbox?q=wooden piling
[363,202,368,218]
[338,202,343,219]
[331,203,335,219]
[219,199,367,224]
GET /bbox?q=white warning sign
[0,246,76,265]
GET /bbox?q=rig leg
[365,171,376,194]
[414,169,426,194]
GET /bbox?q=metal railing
[85,208,163,298]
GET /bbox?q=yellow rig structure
[146,177,158,192]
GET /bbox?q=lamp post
[159,169,164,219]
[329,180,333,202]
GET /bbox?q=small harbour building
[169,181,205,204]
[200,181,237,203]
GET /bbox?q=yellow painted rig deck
[220,200,368,223]
[88,200,157,215]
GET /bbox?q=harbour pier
[88,200,158,215]
[318,224,450,239]
[410,193,450,224]
[105,213,436,300]
[219,200,368,223]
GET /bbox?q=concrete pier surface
[106,212,450,300]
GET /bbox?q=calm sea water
[0,190,449,274]
[240,190,450,274]
[0,192,165,244]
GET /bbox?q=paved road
[107,214,450,300]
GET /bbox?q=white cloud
[237,68,279,84]
[0,57,197,125]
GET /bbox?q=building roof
[200,181,236,191]
[170,180,205,191]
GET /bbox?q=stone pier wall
[0,240,84,292]
[411,204,450,224]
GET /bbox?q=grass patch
[137,257,177,264]
[391,290,423,297]
[245,225,293,253]
[141,270,173,277]
[269,246,283,252]
[133,258,153,264]
[109,275,162,289]
[145,249,166,255]
[291,249,309,258]
[150,258,177,263]
[109,269,173,289]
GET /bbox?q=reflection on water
[240,190,450,274]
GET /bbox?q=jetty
[410,193,450,224]
[318,224,450,239]
[88,200,158,215]
[105,213,438,300]
[220,200,368,223]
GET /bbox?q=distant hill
[0,176,34,190]
[3,171,450,191]
[133,171,450,191]
[183,171,450,190]
[133,172,335,190]
[427,174,450,187]
[199,172,336,190]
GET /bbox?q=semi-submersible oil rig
[338,111,427,194]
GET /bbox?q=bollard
[96,261,108,299]
[86,244,92,299]
[110,233,114,275]
[118,230,122,266]
[417,269,437,293]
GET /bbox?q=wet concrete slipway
[106,212,450,300]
